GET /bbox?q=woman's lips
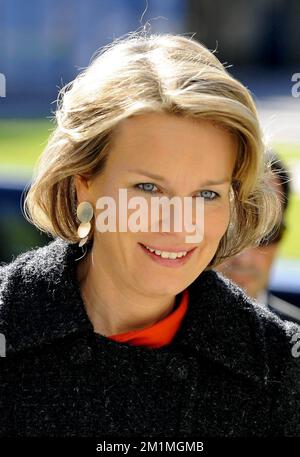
[138,243,196,268]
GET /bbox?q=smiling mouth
[138,242,197,266]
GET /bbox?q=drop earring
[76,201,94,247]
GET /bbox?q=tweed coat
[0,238,299,437]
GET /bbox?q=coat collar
[0,238,268,385]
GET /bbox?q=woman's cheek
[205,204,230,241]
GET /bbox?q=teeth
[144,245,188,259]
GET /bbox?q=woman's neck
[76,247,176,336]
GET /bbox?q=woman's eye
[198,190,219,200]
[136,183,159,193]
[135,184,219,200]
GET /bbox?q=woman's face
[76,112,237,297]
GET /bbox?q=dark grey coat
[0,238,300,437]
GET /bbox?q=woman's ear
[74,174,91,203]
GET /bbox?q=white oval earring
[76,201,94,247]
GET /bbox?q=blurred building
[0,0,186,117]
[1,0,299,117]
[187,0,300,66]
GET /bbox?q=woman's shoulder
[0,242,49,296]
[0,238,65,275]
[0,238,85,354]
[190,269,300,385]
[193,268,300,338]
[227,270,299,350]
[197,270,300,433]
[0,239,68,303]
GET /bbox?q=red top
[107,289,189,349]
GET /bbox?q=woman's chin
[137,276,187,297]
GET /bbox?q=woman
[0,32,299,438]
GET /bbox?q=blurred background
[0,0,299,305]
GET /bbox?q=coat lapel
[1,238,268,386]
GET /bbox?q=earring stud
[77,201,94,247]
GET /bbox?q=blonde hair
[23,31,281,268]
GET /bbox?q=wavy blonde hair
[23,31,281,268]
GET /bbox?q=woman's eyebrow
[128,169,231,186]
